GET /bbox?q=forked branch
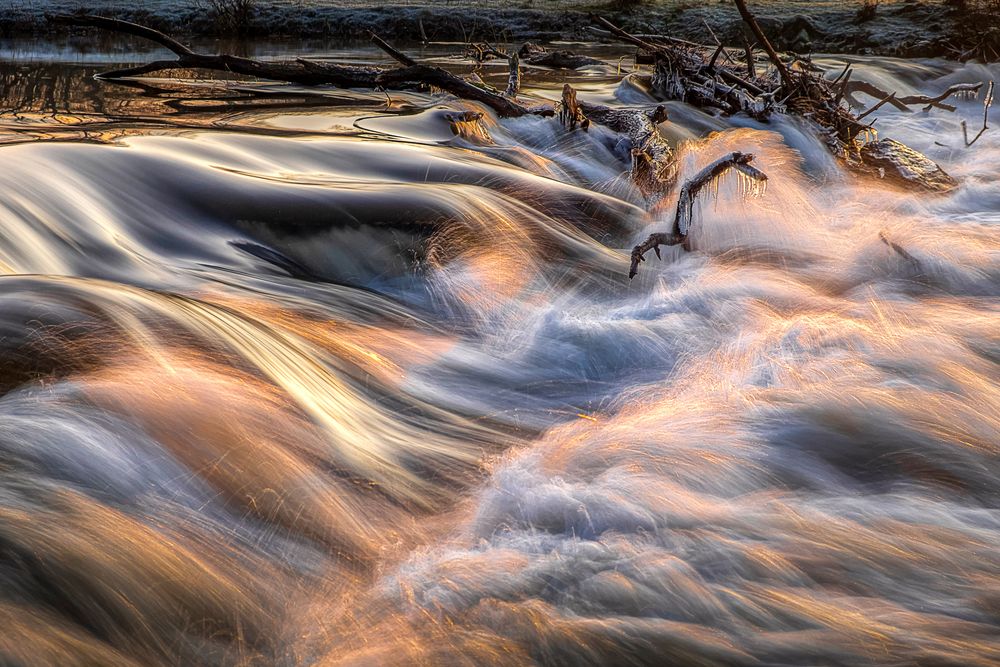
[629,152,767,279]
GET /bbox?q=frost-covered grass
[0,0,964,57]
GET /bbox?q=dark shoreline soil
[0,1,970,59]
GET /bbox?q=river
[0,40,998,666]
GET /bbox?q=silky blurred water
[0,46,997,666]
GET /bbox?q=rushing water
[0,43,998,666]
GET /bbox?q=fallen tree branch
[732,0,793,91]
[844,80,984,113]
[629,152,768,278]
[366,33,535,115]
[591,14,667,53]
[368,31,418,67]
[375,64,539,117]
[584,25,709,50]
[901,82,984,112]
[594,15,773,121]
[48,14,546,119]
[48,14,383,86]
[48,14,193,56]
[856,91,896,120]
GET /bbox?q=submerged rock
[518,43,603,70]
[859,138,958,193]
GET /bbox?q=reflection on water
[0,49,998,666]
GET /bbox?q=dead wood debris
[628,152,767,278]
[46,14,548,120]
[844,79,984,114]
[594,1,985,193]
[469,42,602,71]
[48,6,990,281]
[592,14,774,122]
[559,83,590,131]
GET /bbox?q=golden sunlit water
[0,43,998,666]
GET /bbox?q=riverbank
[0,1,969,58]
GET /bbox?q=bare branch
[857,91,896,120]
[47,14,194,56]
[368,31,418,67]
[902,82,984,112]
[629,152,767,278]
[845,80,984,113]
[963,80,993,147]
[584,26,709,50]
[376,64,540,118]
[48,15,544,118]
[731,0,794,91]
[590,14,665,53]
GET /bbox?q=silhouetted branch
[47,14,193,56]
[629,152,767,278]
[732,0,793,91]
[47,14,545,118]
[845,80,984,113]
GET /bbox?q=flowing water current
[0,42,998,666]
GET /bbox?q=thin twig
[857,91,896,120]
[963,80,993,147]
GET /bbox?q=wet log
[558,82,676,196]
[583,102,675,195]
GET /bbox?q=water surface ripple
[0,51,998,666]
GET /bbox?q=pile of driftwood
[48,0,990,278]
[591,2,988,189]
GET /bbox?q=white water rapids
[0,45,997,666]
